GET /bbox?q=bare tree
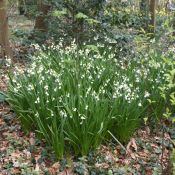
[0,0,11,58]
[150,0,157,33]
[34,0,50,33]
[140,0,150,30]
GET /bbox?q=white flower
[51,110,54,116]
[144,91,150,98]
[60,110,67,118]
[138,102,142,107]
[14,88,18,93]
[113,94,117,99]
[12,79,17,83]
[73,108,77,112]
[27,84,34,91]
[81,116,86,120]
[44,85,48,91]
[35,112,39,117]
[35,97,40,104]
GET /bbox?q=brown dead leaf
[12,167,21,174]
[138,151,149,158]
[49,162,60,175]
[23,149,31,159]
[133,163,141,170]
[59,168,74,175]
[164,133,170,139]
[35,163,40,172]
[105,151,116,163]
[123,159,130,165]
[95,163,109,169]
[145,126,150,135]
[127,138,138,153]
[29,132,35,145]
[150,143,159,149]
[0,118,5,125]
[10,151,21,159]
[130,153,137,160]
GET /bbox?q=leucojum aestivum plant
[7,42,172,159]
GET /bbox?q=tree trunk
[34,1,50,33]
[140,0,150,30]
[173,12,175,36]
[18,0,25,15]
[0,0,11,58]
[150,0,157,33]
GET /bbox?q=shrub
[7,43,171,158]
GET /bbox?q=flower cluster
[7,42,171,158]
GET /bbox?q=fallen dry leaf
[49,162,60,175]
[127,138,138,153]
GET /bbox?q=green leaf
[85,18,100,24]
[155,148,162,154]
[75,12,88,19]
[0,91,6,102]
[53,9,67,17]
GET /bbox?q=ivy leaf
[0,91,6,103]
[155,148,162,154]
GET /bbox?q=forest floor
[0,60,175,175]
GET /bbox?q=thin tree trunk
[140,0,150,30]
[173,12,175,36]
[0,0,11,58]
[18,0,25,15]
[34,1,50,33]
[150,0,157,33]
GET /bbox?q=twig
[161,121,165,172]
[108,130,127,152]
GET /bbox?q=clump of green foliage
[7,42,173,159]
